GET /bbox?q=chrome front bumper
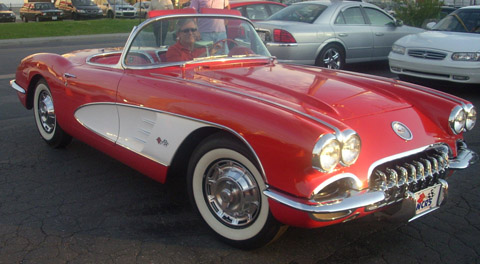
[264,143,477,222]
[10,80,26,94]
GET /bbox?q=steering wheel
[210,39,239,55]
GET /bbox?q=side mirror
[426,22,436,30]
[395,19,403,27]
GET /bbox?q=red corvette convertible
[10,8,478,249]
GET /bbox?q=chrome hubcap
[204,159,260,227]
[323,48,341,69]
[38,90,55,134]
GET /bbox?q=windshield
[433,9,480,33]
[267,3,328,23]
[0,3,9,10]
[35,3,55,10]
[125,16,271,67]
[72,0,97,6]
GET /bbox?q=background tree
[393,0,443,27]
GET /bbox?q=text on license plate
[414,184,442,215]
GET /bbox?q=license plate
[414,184,441,215]
[258,32,266,42]
[52,16,57,20]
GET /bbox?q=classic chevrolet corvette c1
[10,9,478,249]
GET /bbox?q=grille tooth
[395,165,407,186]
[404,163,417,184]
[385,167,398,188]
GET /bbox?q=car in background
[254,0,423,69]
[133,0,149,18]
[94,0,137,18]
[9,8,478,249]
[20,2,64,22]
[0,3,16,22]
[230,0,285,20]
[389,6,480,84]
[55,0,103,20]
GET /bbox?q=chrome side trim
[263,188,385,213]
[10,80,26,94]
[266,43,299,47]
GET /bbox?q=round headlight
[465,104,477,131]
[313,134,341,172]
[341,130,361,166]
[449,106,466,134]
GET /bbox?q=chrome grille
[370,145,449,206]
[408,50,447,60]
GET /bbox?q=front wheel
[33,79,72,148]
[187,134,287,249]
[316,43,345,70]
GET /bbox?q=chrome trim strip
[266,43,298,47]
[312,173,363,195]
[74,102,268,182]
[263,188,385,213]
[10,80,26,94]
[134,136,147,143]
[449,144,478,169]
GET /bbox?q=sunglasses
[180,28,198,34]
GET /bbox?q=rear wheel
[187,134,287,249]
[33,79,72,148]
[316,43,345,70]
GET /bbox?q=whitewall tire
[188,134,286,249]
[33,79,72,148]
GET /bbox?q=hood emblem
[392,121,413,141]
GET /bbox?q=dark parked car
[0,3,16,22]
[230,0,285,20]
[20,2,64,22]
[55,0,103,20]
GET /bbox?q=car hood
[395,31,480,52]
[192,63,411,122]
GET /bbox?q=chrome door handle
[64,73,76,78]
[375,33,384,36]
[338,33,348,37]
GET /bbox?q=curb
[0,33,130,48]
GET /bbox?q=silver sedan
[255,0,423,69]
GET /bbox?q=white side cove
[75,103,209,166]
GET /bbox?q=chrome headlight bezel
[340,129,361,167]
[313,130,361,173]
[312,134,341,173]
[464,104,477,131]
[449,105,466,134]
[391,44,406,55]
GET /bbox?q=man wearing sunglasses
[166,19,208,62]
